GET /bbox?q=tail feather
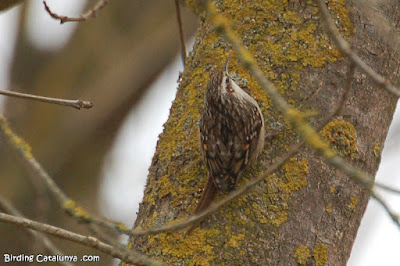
[194,176,217,214]
[187,176,217,234]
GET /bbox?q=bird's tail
[194,175,217,214]
[186,176,217,234]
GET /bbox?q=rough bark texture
[131,0,399,265]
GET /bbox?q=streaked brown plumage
[194,55,265,214]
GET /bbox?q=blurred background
[0,1,398,265]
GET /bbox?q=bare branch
[315,0,400,97]
[0,115,131,236]
[374,182,400,195]
[0,89,93,110]
[0,195,72,266]
[175,0,187,66]
[87,225,125,250]
[335,62,355,116]
[0,212,162,266]
[371,190,400,228]
[43,0,109,24]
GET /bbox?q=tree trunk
[130,0,399,264]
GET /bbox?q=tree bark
[130,0,399,265]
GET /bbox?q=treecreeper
[193,55,265,222]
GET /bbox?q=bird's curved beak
[223,54,232,73]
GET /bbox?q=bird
[194,54,265,215]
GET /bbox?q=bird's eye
[225,78,229,84]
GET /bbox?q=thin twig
[175,0,187,66]
[28,163,51,254]
[374,182,400,195]
[336,62,355,116]
[0,115,131,236]
[0,195,72,266]
[0,212,162,266]
[315,0,400,97]
[371,190,400,229]
[0,89,93,110]
[43,0,109,24]
[87,225,126,251]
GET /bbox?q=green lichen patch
[321,119,358,159]
[294,245,311,265]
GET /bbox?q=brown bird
[194,55,265,215]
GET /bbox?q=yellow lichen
[0,115,33,159]
[63,200,90,222]
[286,108,336,159]
[228,233,245,248]
[373,143,381,158]
[313,243,328,266]
[147,228,220,265]
[326,203,333,214]
[294,245,311,265]
[252,195,288,227]
[117,223,130,233]
[283,11,301,25]
[248,157,308,228]
[348,196,359,211]
[327,0,355,37]
[280,157,309,193]
[321,119,358,159]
